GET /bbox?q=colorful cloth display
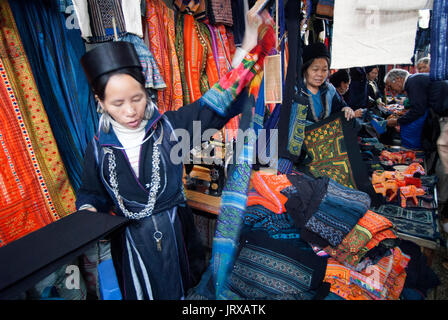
[145,0,183,112]
[243,205,295,236]
[323,210,398,267]
[246,173,291,214]
[0,1,76,246]
[301,112,381,205]
[324,247,410,300]
[10,0,99,191]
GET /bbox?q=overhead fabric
[10,0,99,191]
[331,0,433,69]
[0,0,76,247]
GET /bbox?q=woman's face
[367,68,379,81]
[99,74,147,130]
[305,58,329,90]
[338,80,350,95]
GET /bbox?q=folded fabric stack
[322,210,399,268]
[324,247,410,300]
[283,174,371,248]
[246,172,292,214]
[237,171,411,300]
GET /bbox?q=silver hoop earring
[100,111,112,133]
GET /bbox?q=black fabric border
[0,211,128,299]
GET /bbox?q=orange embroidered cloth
[0,1,75,246]
[247,173,291,214]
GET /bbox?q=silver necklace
[106,125,164,220]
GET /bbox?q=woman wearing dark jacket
[300,42,355,123]
[75,11,272,300]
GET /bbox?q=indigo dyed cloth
[430,0,448,81]
[10,0,98,191]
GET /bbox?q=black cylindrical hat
[302,42,331,66]
[80,41,142,86]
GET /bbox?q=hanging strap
[277,0,304,163]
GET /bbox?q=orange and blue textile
[323,210,398,267]
[324,247,410,300]
[0,1,75,247]
[247,173,291,214]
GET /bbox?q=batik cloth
[207,0,233,26]
[430,0,448,81]
[246,173,291,214]
[0,1,76,246]
[145,0,183,112]
[301,112,381,205]
[324,247,410,300]
[117,34,166,90]
[323,210,398,267]
[373,205,440,242]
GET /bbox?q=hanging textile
[174,0,207,21]
[331,0,433,69]
[117,34,166,90]
[207,0,234,26]
[10,0,98,192]
[0,1,76,247]
[145,0,183,112]
[72,0,143,42]
[430,0,448,81]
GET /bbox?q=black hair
[92,67,146,101]
[301,57,330,76]
[329,69,351,88]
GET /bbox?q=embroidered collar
[97,108,163,147]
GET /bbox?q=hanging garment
[207,0,234,26]
[0,1,76,247]
[331,0,433,69]
[174,0,207,21]
[145,0,183,112]
[10,0,98,192]
[430,0,448,80]
[230,0,247,47]
[117,34,166,90]
[72,0,143,42]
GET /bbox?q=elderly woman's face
[417,62,430,73]
[305,58,329,89]
[99,74,147,130]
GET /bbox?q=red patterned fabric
[145,0,183,112]
[0,1,75,246]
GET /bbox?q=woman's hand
[341,107,356,121]
[387,118,398,127]
[354,108,365,118]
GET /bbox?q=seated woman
[299,42,355,123]
[365,65,384,113]
[329,69,363,118]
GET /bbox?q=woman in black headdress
[75,11,271,300]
